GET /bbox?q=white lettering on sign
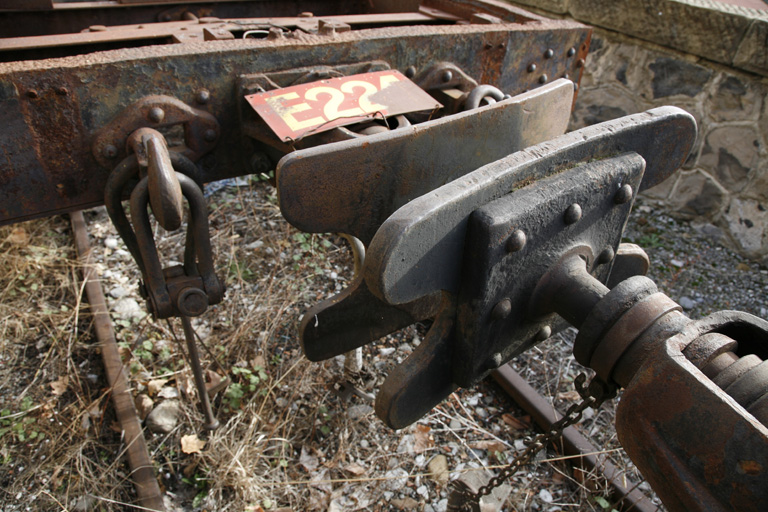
[245,70,440,142]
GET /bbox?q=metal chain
[447,373,617,512]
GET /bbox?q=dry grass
[0,178,648,512]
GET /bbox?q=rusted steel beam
[71,210,165,512]
[0,11,590,227]
[491,364,658,512]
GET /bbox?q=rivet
[485,43,493,49]
[89,25,107,32]
[103,144,118,159]
[204,129,217,142]
[597,246,615,265]
[536,325,552,341]
[563,73,570,79]
[574,83,579,92]
[148,107,165,123]
[26,89,39,99]
[56,87,68,96]
[576,58,585,68]
[441,70,453,83]
[614,184,633,205]
[567,47,576,57]
[564,203,582,225]
[506,229,527,253]
[539,74,548,84]
[405,66,416,79]
[491,298,512,321]
[195,89,210,105]
[527,63,537,73]
[544,48,554,59]
[160,14,172,22]
[298,11,314,17]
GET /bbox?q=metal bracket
[453,152,646,386]
[92,95,220,169]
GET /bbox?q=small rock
[109,286,128,299]
[134,394,153,421]
[679,296,696,310]
[539,489,553,503]
[392,496,419,510]
[475,407,488,419]
[428,454,449,484]
[416,485,428,496]
[670,259,685,268]
[112,297,144,319]
[384,468,409,491]
[379,347,396,357]
[347,404,373,420]
[398,343,413,354]
[145,400,181,434]
[104,237,119,249]
[360,439,370,449]
[157,387,179,400]
[435,499,448,512]
[449,419,462,430]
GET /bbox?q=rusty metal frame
[0,1,590,227]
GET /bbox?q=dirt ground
[0,177,659,512]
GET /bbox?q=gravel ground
[0,181,765,512]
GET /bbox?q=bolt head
[148,107,165,123]
[536,325,552,341]
[567,47,576,57]
[26,89,38,99]
[527,63,537,73]
[441,70,453,83]
[177,288,208,317]
[597,246,615,265]
[491,298,512,321]
[195,89,210,104]
[404,66,416,79]
[506,229,527,253]
[564,203,583,225]
[614,184,633,205]
[204,129,218,142]
[56,87,68,96]
[103,144,118,159]
[539,74,548,84]
[544,48,554,59]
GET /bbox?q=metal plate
[364,106,697,306]
[277,78,575,245]
[245,70,440,142]
[453,152,646,387]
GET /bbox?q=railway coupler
[286,103,767,510]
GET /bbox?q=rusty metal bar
[491,364,658,512]
[71,210,165,512]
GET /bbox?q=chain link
[447,373,617,512]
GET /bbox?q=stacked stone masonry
[506,0,768,260]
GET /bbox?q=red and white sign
[245,70,441,142]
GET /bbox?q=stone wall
[506,0,768,260]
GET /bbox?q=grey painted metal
[292,81,575,363]
[453,152,646,387]
[364,106,697,307]
[277,78,575,246]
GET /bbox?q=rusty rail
[491,364,658,512]
[71,210,165,512]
